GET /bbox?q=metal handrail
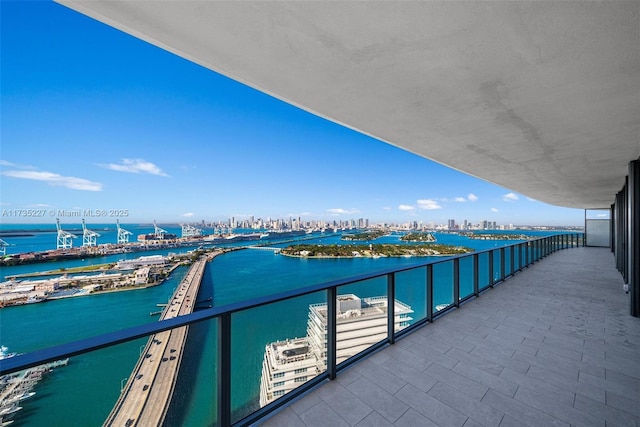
[0,233,583,426]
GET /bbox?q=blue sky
[1,1,583,227]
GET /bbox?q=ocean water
[0,228,555,426]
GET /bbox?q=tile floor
[258,247,640,427]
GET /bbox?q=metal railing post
[510,245,515,275]
[387,273,395,345]
[488,250,495,288]
[473,253,479,297]
[327,287,337,380]
[427,265,434,322]
[218,313,231,427]
[518,243,524,272]
[500,247,505,281]
[453,258,460,308]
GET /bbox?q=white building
[115,255,166,270]
[260,294,413,407]
[133,267,151,285]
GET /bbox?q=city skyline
[1,2,584,226]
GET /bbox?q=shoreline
[0,262,184,308]
[280,252,465,259]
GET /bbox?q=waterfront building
[133,267,150,285]
[114,255,167,270]
[260,294,413,407]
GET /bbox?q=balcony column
[629,158,639,317]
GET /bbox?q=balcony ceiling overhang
[57,1,640,209]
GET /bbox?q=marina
[0,347,68,425]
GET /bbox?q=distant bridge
[244,246,281,253]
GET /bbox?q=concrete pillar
[629,159,639,317]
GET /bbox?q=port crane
[82,219,101,247]
[181,224,202,238]
[153,220,167,239]
[0,239,8,257]
[56,218,77,250]
[116,220,133,244]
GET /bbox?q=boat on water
[0,405,21,417]
[25,295,47,304]
[0,346,69,423]
[261,230,306,239]
[2,392,35,406]
[0,347,16,360]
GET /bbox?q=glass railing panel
[459,256,474,300]
[169,317,219,427]
[395,266,427,325]
[514,244,522,271]
[432,261,453,313]
[230,291,325,423]
[492,249,502,283]
[0,338,147,426]
[529,241,538,263]
[477,252,490,290]
[336,277,388,365]
[504,247,512,277]
[4,316,220,427]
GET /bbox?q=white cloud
[182,212,195,217]
[526,197,537,202]
[398,204,415,211]
[454,197,466,203]
[417,199,442,210]
[382,206,392,211]
[1,160,36,170]
[491,207,499,213]
[326,208,360,215]
[2,170,103,191]
[503,193,519,202]
[101,158,169,177]
[468,193,478,202]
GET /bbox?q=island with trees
[341,230,386,241]
[281,243,474,258]
[400,232,436,242]
[459,232,534,240]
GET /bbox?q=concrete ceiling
[57,1,639,209]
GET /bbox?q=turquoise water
[0,230,556,425]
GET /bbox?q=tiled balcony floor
[259,247,640,427]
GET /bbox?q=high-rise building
[260,294,413,407]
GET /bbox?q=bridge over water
[244,245,281,253]
[103,252,218,426]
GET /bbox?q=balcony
[4,235,637,426]
[262,246,639,427]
